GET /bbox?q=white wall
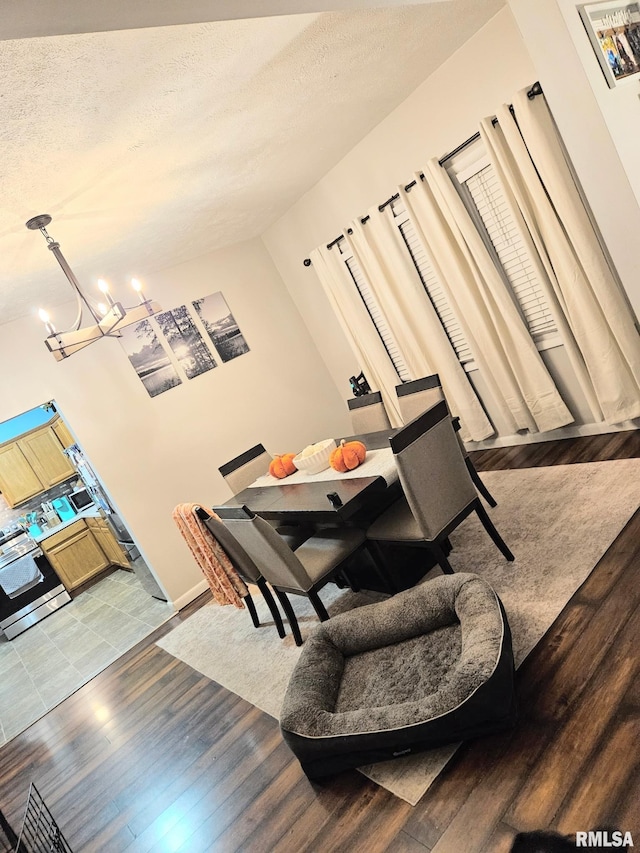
[262,7,541,396]
[508,0,640,319]
[0,237,349,606]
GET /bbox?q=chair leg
[474,501,515,562]
[243,590,260,628]
[364,540,397,594]
[429,542,456,575]
[308,590,330,622]
[466,457,497,508]
[257,578,286,639]
[273,588,303,646]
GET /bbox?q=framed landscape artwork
[192,292,250,362]
[155,306,217,379]
[119,319,182,398]
[578,1,640,87]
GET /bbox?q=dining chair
[214,505,394,646]
[195,507,286,639]
[347,391,392,434]
[366,400,514,575]
[396,375,497,508]
[219,444,311,549]
[218,443,272,494]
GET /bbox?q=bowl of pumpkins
[293,439,338,475]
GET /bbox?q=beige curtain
[404,162,574,434]
[481,88,640,425]
[309,243,403,426]
[345,209,494,441]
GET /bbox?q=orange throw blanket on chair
[172,503,248,608]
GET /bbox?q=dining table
[217,429,402,527]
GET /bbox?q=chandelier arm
[47,241,102,327]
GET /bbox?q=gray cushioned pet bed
[279,572,516,779]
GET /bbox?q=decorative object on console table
[578,1,640,88]
[192,291,250,362]
[155,305,218,379]
[26,214,161,361]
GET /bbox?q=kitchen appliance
[0,529,70,640]
[63,443,168,600]
[51,496,76,522]
[68,487,94,512]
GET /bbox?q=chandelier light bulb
[131,277,146,304]
[97,278,115,306]
[38,308,56,335]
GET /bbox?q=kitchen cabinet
[19,427,75,488]
[0,423,75,507]
[51,416,75,450]
[40,514,131,591]
[0,442,46,506]
[41,520,110,590]
[86,516,130,569]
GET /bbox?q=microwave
[68,488,94,512]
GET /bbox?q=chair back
[215,506,313,592]
[347,391,392,434]
[390,400,476,541]
[219,444,271,494]
[396,375,445,423]
[200,512,261,585]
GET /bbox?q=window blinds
[462,162,557,342]
[392,199,474,366]
[341,249,412,382]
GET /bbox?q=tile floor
[0,567,175,746]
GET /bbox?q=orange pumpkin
[329,439,367,473]
[269,453,298,479]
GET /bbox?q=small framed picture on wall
[578,1,640,87]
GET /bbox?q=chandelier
[26,214,161,361]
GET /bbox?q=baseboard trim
[173,579,210,611]
[465,420,638,451]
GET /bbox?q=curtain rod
[302,81,543,267]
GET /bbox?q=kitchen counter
[32,507,102,543]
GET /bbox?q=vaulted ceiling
[0,1,505,324]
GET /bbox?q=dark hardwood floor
[1,431,639,852]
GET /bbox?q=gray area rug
[157,459,640,804]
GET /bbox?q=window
[391,198,475,366]
[452,148,558,346]
[336,240,411,383]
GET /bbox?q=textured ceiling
[0,1,505,324]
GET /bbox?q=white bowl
[293,439,337,475]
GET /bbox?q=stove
[0,531,71,640]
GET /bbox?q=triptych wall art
[119,292,250,398]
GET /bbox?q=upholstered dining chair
[366,400,514,576]
[215,505,393,646]
[396,375,497,508]
[218,443,272,494]
[219,444,311,549]
[195,507,286,639]
[347,391,392,434]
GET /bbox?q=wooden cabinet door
[0,442,45,507]
[45,528,110,590]
[86,517,130,568]
[18,427,75,488]
[51,417,75,449]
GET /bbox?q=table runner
[248,447,398,488]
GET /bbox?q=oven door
[0,551,71,640]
